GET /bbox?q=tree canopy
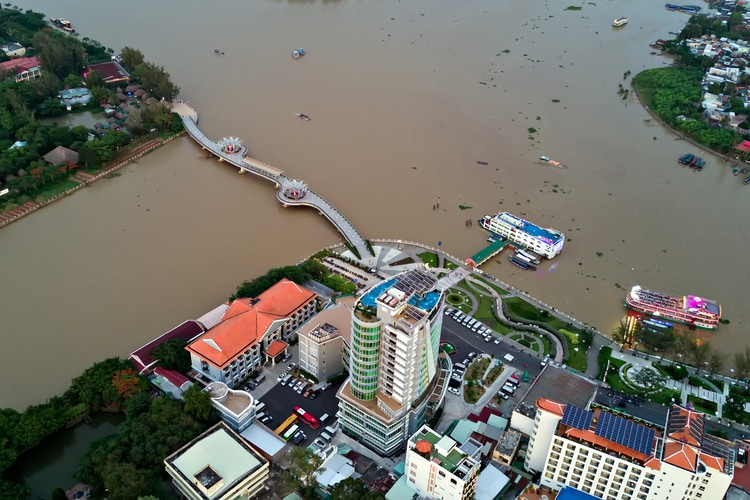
[283,446,325,497]
[231,265,310,300]
[151,338,191,373]
[328,477,386,499]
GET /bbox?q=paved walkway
[174,102,371,258]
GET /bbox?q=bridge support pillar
[218,158,224,163]
[238,168,245,174]
[274,182,280,189]
[281,203,288,208]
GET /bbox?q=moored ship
[625,285,721,330]
[480,212,564,259]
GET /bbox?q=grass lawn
[417,251,439,267]
[473,276,510,295]
[445,261,458,270]
[321,274,357,294]
[566,348,587,373]
[688,395,717,415]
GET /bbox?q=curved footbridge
[173,102,372,258]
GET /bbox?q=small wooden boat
[477,161,489,165]
[296,113,311,121]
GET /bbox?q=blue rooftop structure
[515,216,563,244]
[358,270,440,312]
[557,486,599,500]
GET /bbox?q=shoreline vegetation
[631,11,750,163]
[0,6,182,228]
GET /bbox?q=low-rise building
[404,425,481,500]
[0,42,26,58]
[186,279,317,387]
[0,56,41,82]
[164,422,269,500]
[85,61,131,84]
[297,300,352,381]
[206,381,256,433]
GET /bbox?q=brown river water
[3,0,747,410]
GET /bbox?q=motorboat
[292,50,301,59]
[613,17,629,27]
[296,113,311,121]
[477,161,489,165]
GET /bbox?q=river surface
[3,0,747,410]
[8,412,124,498]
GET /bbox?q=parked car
[287,363,296,372]
[309,389,320,400]
[468,352,477,360]
[494,337,502,344]
[320,382,333,391]
[303,388,313,398]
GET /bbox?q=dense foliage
[151,338,191,373]
[231,264,311,300]
[633,67,741,153]
[76,397,210,499]
[0,7,182,211]
[329,477,387,499]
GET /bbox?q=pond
[39,110,107,130]
[8,412,124,499]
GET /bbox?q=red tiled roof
[668,406,703,447]
[699,452,724,471]
[86,61,130,83]
[266,340,288,357]
[129,320,205,373]
[186,279,316,368]
[644,457,662,471]
[154,367,191,389]
[0,56,39,73]
[537,398,566,417]
[663,441,698,472]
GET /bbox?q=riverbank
[0,131,185,230]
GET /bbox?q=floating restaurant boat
[480,212,564,259]
[613,17,629,27]
[625,285,721,330]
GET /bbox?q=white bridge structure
[173,101,371,258]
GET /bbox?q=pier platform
[467,240,508,267]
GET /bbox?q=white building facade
[405,425,480,500]
[338,269,448,456]
[479,212,564,259]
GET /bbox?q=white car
[494,338,502,344]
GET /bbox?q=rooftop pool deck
[359,278,441,312]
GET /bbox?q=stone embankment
[0,131,184,229]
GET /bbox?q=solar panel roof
[561,405,594,430]
[595,411,655,456]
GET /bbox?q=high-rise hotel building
[337,269,449,456]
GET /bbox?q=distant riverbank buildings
[337,269,450,456]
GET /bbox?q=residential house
[0,56,41,82]
[85,61,131,85]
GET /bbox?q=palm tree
[611,320,628,347]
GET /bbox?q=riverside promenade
[172,101,371,258]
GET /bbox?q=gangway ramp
[467,240,508,267]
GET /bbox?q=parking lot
[254,362,342,449]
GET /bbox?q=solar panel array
[595,411,655,456]
[561,404,594,430]
[394,270,438,297]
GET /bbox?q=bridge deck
[176,111,371,258]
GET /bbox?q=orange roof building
[528,399,735,500]
[187,279,316,387]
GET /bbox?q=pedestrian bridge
[172,101,371,258]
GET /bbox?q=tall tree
[151,339,191,373]
[133,61,179,101]
[707,352,725,377]
[32,30,87,80]
[328,477,386,499]
[182,384,217,424]
[119,47,145,72]
[283,446,325,496]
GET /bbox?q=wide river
[4,0,747,410]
